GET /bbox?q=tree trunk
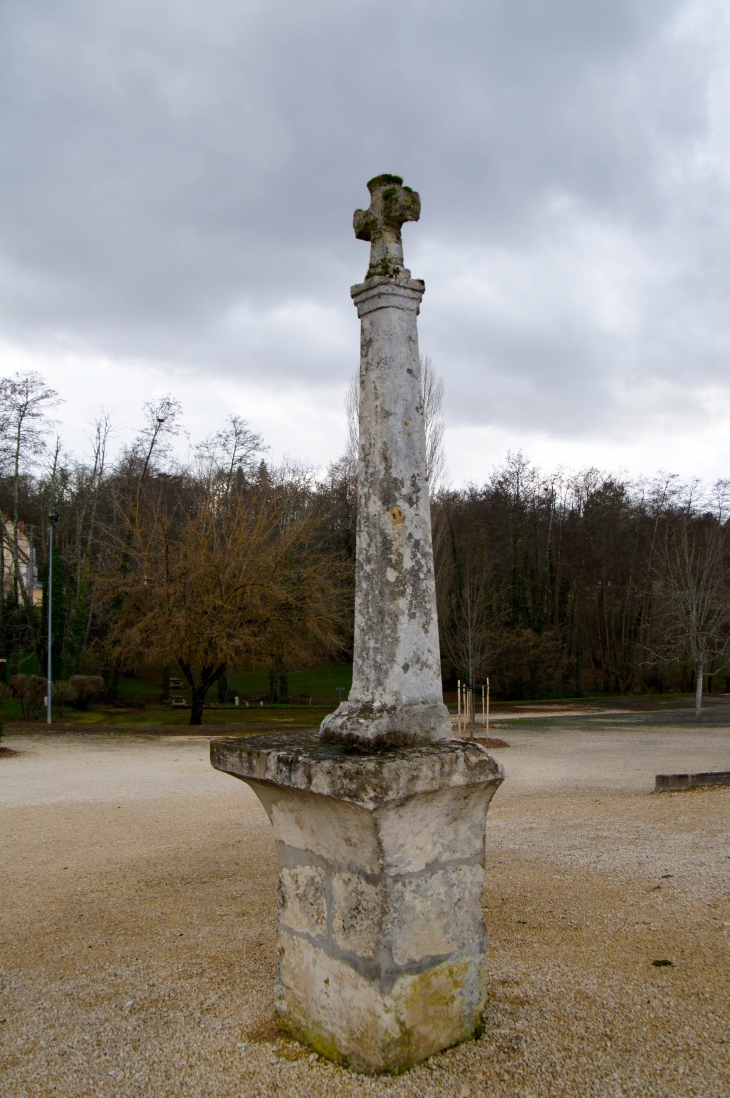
[279,672,289,705]
[105,662,122,704]
[190,688,206,725]
[695,661,704,718]
[217,671,228,703]
[180,661,226,726]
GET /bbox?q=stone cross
[210,177,503,1074]
[321,175,451,748]
[353,174,421,280]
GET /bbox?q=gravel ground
[1,723,729,1097]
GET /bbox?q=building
[1,518,43,606]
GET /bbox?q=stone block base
[277,934,487,1072]
[211,733,503,1074]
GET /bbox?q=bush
[52,680,78,716]
[11,674,47,720]
[68,675,106,710]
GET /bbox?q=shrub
[68,675,106,710]
[52,680,78,716]
[11,674,47,720]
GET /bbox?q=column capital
[350,275,425,318]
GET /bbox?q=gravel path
[1,724,729,1097]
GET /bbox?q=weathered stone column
[211,175,503,1074]
[321,174,450,748]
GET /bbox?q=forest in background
[1,369,729,721]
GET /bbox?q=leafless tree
[344,374,359,472]
[102,396,184,700]
[420,355,446,490]
[75,413,115,667]
[651,487,730,716]
[0,373,61,670]
[0,374,61,593]
[195,414,267,492]
[439,554,508,728]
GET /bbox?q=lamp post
[47,514,60,725]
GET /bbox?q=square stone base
[211,733,503,1073]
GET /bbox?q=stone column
[210,175,503,1074]
[321,175,450,749]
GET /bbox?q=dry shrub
[11,674,47,720]
[51,680,77,716]
[68,674,106,710]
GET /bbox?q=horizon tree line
[1,369,729,721]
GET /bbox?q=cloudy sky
[1,0,729,483]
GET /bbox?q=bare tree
[103,396,183,701]
[652,489,730,716]
[420,355,446,490]
[344,374,359,471]
[441,563,507,715]
[132,396,183,491]
[0,373,61,670]
[195,414,267,492]
[73,412,115,669]
[0,373,61,586]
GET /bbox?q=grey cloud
[0,0,728,447]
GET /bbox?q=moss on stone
[366,258,398,280]
[277,1016,347,1066]
[367,173,404,189]
[472,1011,486,1039]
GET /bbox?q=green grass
[229,664,353,702]
[0,661,355,732]
[0,659,352,706]
[100,664,354,706]
[2,702,330,733]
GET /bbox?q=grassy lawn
[0,663,354,731]
[79,663,354,707]
[1,703,330,734]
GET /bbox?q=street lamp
[47,513,60,725]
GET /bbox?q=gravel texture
[1,724,729,1097]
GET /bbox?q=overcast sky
[1,0,729,484]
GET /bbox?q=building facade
[1,518,43,606]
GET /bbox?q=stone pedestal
[211,733,503,1074]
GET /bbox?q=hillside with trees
[1,369,729,722]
